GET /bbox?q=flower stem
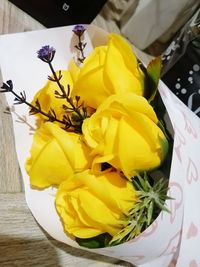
[48,62,67,97]
[48,62,84,120]
[10,89,65,125]
[78,35,86,63]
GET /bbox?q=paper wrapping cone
[0,25,200,267]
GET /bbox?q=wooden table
[0,1,152,266]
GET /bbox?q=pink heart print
[174,125,186,163]
[187,222,198,239]
[189,259,198,267]
[168,259,177,267]
[160,230,182,256]
[186,158,199,184]
[169,182,183,224]
[182,111,197,139]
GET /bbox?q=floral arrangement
[1,25,172,248]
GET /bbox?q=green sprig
[109,172,171,245]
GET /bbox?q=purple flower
[73,25,85,37]
[37,45,56,62]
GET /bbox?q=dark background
[9,0,107,27]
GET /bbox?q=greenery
[76,171,171,249]
[109,172,171,246]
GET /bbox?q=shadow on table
[0,233,134,267]
[48,234,134,267]
[0,234,61,266]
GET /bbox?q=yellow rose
[32,70,73,122]
[25,122,92,188]
[55,170,138,238]
[71,34,145,109]
[82,92,168,179]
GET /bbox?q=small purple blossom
[73,25,85,37]
[37,45,56,62]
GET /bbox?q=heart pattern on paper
[189,259,198,267]
[187,222,198,239]
[168,259,177,267]
[182,111,197,139]
[160,230,182,256]
[169,182,183,224]
[187,158,199,184]
[174,125,186,163]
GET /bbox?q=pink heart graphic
[174,125,186,163]
[189,259,198,267]
[182,111,197,139]
[168,259,177,267]
[187,158,199,184]
[169,182,183,224]
[160,230,182,256]
[187,223,198,239]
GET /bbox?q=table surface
[0,1,152,266]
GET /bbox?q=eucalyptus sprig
[109,172,171,245]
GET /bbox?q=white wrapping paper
[0,25,200,267]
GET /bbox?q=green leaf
[145,57,162,103]
[76,238,101,249]
[76,233,112,248]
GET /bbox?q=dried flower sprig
[37,45,56,63]
[0,80,66,125]
[73,25,86,63]
[0,80,88,133]
[37,45,88,132]
[37,46,64,94]
[109,172,171,245]
[0,39,89,133]
[5,106,36,134]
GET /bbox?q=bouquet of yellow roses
[1,25,200,267]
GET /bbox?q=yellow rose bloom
[71,34,145,109]
[55,170,138,238]
[32,70,73,122]
[82,92,168,179]
[25,122,92,188]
